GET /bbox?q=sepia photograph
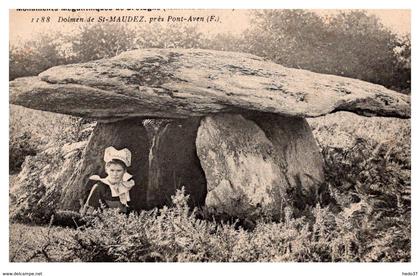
[5,5,415,273]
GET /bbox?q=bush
[9,111,410,262]
[9,222,76,262]
[9,131,37,174]
[9,33,69,81]
[9,105,92,175]
[9,141,86,224]
[319,138,410,262]
[10,11,410,92]
[322,137,410,209]
[9,183,410,262]
[242,10,411,92]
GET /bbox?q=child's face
[106,163,126,184]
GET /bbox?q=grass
[9,187,410,262]
[9,110,411,262]
[9,223,76,262]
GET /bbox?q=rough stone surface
[10,142,86,223]
[248,113,325,209]
[59,119,150,211]
[196,114,286,218]
[196,113,325,218]
[59,117,207,211]
[145,118,207,208]
[10,48,410,120]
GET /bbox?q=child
[81,146,135,215]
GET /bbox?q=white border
[1,1,418,276]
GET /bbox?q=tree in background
[9,23,205,174]
[200,32,244,52]
[243,10,327,71]
[9,24,204,81]
[9,33,68,80]
[242,10,410,93]
[69,24,137,63]
[9,12,411,172]
[9,10,411,92]
[391,34,411,93]
[135,25,203,49]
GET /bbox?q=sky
[9,9,410,45]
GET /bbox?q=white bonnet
[104,146,132,167]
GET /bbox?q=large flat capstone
[10,48,410,120]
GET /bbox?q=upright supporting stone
[59,119,150,211]
[146,118,207,208]
[59,117,207,211]
[196,113,325,218]
[196,114,287,218]
[9,48,410,221]
[248,113,325,209]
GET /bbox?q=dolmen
[9,48,410,219]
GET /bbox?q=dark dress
[83,179,132,212]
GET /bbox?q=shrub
[9,131,37,174]
[10,183,410,262]
[9,142,85,224]
[242,10,410,92]
[9,105,92,175]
